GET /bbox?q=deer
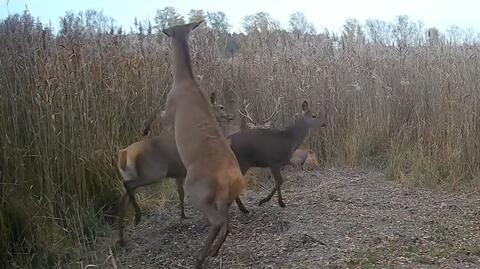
[160,21,245,268]
[288,148,320,171]
[228,99,327,212]
[116,92,234,246]
[289,148,309,170]
[304,149,320,170]
[142,92,230,136]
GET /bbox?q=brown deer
[304,149,320,170]
[116,93,234,246]
[229,100,326,211]
[289,148,309,170]
[161,21,245,268]
[142,92,231,136]
[288,149,319,171]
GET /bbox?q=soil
[98,168,480,269]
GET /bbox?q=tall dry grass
[1,10,480,267]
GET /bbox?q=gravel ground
[99,168,480,269]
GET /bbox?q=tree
[365,19,390,45]
[154,7,185,30]
[242,12,280,33]
[426,27,441,46]
[59,11,84,37]
[206,11,230,33]
[84,9,114,33]
[147,20,152,35]
[341,19,365,46]
[188,9,205,23]
[391,15,423,47]
[187,9,207,31]
[288,12,315,35]
[446,25,463,44]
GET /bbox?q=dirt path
[105,168,480,268]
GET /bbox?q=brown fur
[289,149,309,170]
[304,150,320,171]
[116,94,234,246]
[161,21,245,268]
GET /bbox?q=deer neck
[287,119,309,151]
[171,35,194,82]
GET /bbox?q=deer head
[141,92,234,136]
[162,20,204,38]
[209,92,235,123]
[296,100,327,128]
[238,95,282,130]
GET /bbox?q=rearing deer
[229,100,326,211]
[161,21,245,268]
[116,93,234,246]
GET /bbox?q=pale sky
[1,0,479,33]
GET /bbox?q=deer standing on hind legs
[161,21,245,268]
[116,93,234,246]
[229,100,327,212]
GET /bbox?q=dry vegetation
[1,8,480,268]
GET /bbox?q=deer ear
[210,92,216,104]
[301,101,309,111]
[162,27,173,37]
[189,20,204,32]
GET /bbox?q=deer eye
[312,115,317,118]
[219,105,224,110]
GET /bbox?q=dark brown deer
[229,100,326,211]
[116,93,234,246]
[161,21,245,268]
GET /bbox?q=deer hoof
[238,206,249,214]
[194,259,204,269]
[134,215,141,225]
[116,239,126,247]
[279,201,286,207]
[208,248,219,257]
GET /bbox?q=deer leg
[234,164,250,213]
[258,166,285,207]
[123,180,142,225]
[271,166,286,207]
[208,202,230,257]
[123,173,166,225]
[175,177,188,219]
[117,192,130,246]
[258,185,277,206]
[235,197,249,213]
[194,203,224,269]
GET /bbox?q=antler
[238,100,257,124]
[261,95,283,123]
